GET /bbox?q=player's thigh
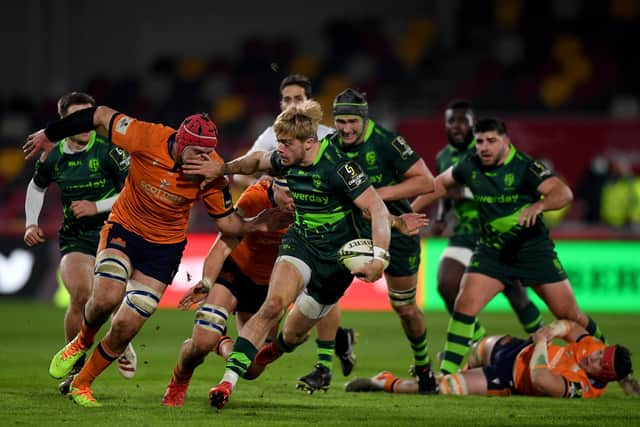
[438,255,467,292]
[455,273,504,315]
[531,279,582,320]
[265,258,305,308]
[460,368,489,395]
[59,252,95,299]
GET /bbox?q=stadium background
[1,0,639,311]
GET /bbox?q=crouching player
[162,177,294,406]
[345,320,633,398]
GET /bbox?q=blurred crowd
[1,0,639,236]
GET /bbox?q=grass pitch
[0,300,638,426]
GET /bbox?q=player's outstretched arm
[411,167,456,213]
[178,233,239,309]
[23,106,117,160]
[183,150,274,190]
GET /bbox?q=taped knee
[295,292,334,320]
[124,280,161,318]
[94,252,131,284]
[439,373,468,396]
[388,287,416,307]
[194,304,229,335]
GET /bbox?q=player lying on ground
[345,320,633,398]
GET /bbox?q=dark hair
[280,74,312,98]
[332,88,368,118]
[57,92,96,118]
[446,99,474,112]
[474,117,507,135]
[614,345,633,380]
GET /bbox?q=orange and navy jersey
[108,113,233,244]
[228,179,289,285]
[513,336,608,398]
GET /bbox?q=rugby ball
[338,238,378,271]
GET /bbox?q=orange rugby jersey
[228,179,289,285]
[513,336,608,398]
[108,113,233,244]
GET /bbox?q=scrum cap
[333,88,368,120]
[175,113,218,156]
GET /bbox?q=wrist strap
[373,246,390,269]
[201,277,213,291]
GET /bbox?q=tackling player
[24,107,288,407]
[184,100,393,409]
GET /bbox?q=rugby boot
[296,364,331,394]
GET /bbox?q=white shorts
[440,246,473,267]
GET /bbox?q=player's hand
[430,219,447,235]
[70,200,98,218]
[182,156,225,190]
[24,225,45,246]
[395,213,429,236]
[532,326,554,343]
[518,203,543,227]
[250,208,294,232]
[177,280,210,310]
[23,129,55,161]
[351,258,385,283]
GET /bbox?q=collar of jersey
[60,131,96,154]
[307,138,330,167]
[503,144,516,165]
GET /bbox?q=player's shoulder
[370,121,397,142]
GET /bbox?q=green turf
[0,300,638,426]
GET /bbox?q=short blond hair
[274,100,323,142]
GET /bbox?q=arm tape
[44,106,97,141]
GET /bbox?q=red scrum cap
[175,113,218,156]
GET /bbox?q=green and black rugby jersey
[328,120,420,217]
[270,139,370,258]
[33,131,129,234]
[451,145,554,251]
[436,140,480,248]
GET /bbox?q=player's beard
[447,130,473,150]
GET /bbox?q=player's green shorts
[59,229,100,257]
[448,233,478,251]
[386,231,420,277]
[467,239,567,286]
[278,228,354,305]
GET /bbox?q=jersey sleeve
[32,153,55,189]
[202,179,235,218]
[522,158,555,192]
[451,154,470,185]
[109,113,174,154]
[387,135,422,175]
[333,160,371,201]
